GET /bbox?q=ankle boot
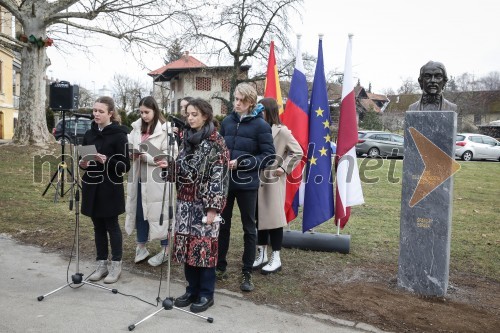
[103,260,122,284]
[252,245,268,270]
[88,260,108,281]
[261,251,281,275]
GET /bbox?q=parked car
[52,117,92,145]
[455,133,500,161]
[356,131,405,157]
[358,130,385,139]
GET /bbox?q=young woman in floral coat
[161,98,229,313]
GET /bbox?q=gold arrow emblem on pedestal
[408,127,461,207]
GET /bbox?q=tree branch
[0,0,23,21]
[46,0,80,16]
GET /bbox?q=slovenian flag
[280,36,309,222]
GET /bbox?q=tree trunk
[12,27,52,146]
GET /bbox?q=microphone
[167,114,186,128]
[73,113,94,120]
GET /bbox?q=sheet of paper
[78,145,98,162]
[140,141,173,161]
[128,147,143,155]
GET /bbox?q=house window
[196,77,212,91]
[473,114,481,125]
[221,78,230,92]
[221,102,228,115]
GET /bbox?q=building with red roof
[149,51,250,115]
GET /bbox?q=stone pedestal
[398,111,459,296]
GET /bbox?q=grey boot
[88,260,108,281]
[103,260,122,284]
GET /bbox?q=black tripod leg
[42,169,59,196]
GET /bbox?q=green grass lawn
[0,143,498,279]
[1,142,498,332]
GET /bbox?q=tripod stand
[38,126,119,301]
[128,124,213,331]
[42,110,75,202]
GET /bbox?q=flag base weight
[282,230,350,254]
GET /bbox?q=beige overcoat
[257,124,303,230]
[125,118,178,241]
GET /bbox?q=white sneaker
[103,261,122,284]
[148,247,169,267]
[261,251,281,275]
[134,246,149,263]
[252,245,268,270]
[88,260,108,281]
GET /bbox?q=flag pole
[282,33,350,253]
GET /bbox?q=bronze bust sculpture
[408,61,457,111]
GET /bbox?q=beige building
[0,6,21,140]
[149,51,250,116]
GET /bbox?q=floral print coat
[171,129,229,267]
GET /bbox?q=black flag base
[282,230,350,254]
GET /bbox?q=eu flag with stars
[302,37,334,232]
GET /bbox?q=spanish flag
[264,40,284,114]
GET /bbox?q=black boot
[174,292,197,307]
[190,297,214,313]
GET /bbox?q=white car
[455,133,500,161]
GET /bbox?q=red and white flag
[335,34,364,228]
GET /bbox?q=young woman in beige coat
[125,96,178,266]
[253,98,303,274]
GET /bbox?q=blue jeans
[136,182,168,246]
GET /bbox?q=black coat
[220,111,275,190]
[81,122,130,218]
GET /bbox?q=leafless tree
[77,86,93,108]
[477,71,500,91]
[112,74,149,114]
[397,77,420,94]
[0,0,189,145]
[182,0,303,110]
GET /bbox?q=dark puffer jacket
[80,121,130,218]
[220,111,275,190]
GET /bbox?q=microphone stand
[128,122,213,331]
[37,116,119,301]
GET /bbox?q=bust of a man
[408,61,457,111]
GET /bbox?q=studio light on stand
[127,120,213,331]
[37,107,119,301]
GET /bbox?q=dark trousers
[184,264,216,299]
[257,228,283,251]
[218,189,258,274]
[255,197,283,251]
[91,216,123,261]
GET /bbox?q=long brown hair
[139,96,165,134]
[259,97,281,126]
[95,96,121,124]
[186,98,214,125]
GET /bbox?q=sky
[46,0,500,95]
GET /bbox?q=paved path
[0,235,387,332]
